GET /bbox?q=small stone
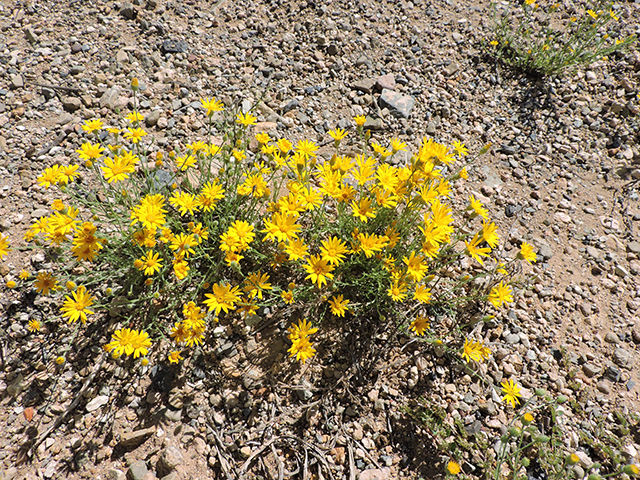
[604,332,620,344]
[239,446,252,459]
[116,49,129,64]
[158,445,184,474]
[582,363,600,378]
[119,426,156,447]
[353,78,376,94]
[444,61,460,76]
[627,241,640,254]
[25,27,39,43]
[106,469,126,480]
[127,460,148,480]
[358,467,391,480]
[554,212,572,223]
[120,3,137,19]
[100,86,121,110]
[505,333,520,344]
[10,74,23,89]
[378,89,415,119]
[426,122,436,134]
[62,97,82,112]
[161,39,189,54]
[86,395,109,412]
[376,73,395,91]
[145,110,161,127]
[596,380,611,394]
[613,348,632,368]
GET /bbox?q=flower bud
[131,77,139,91]
[623,464,640,476]
[521,458,530,467]
[566,453,580,465]
[535,388,547,397]
[535,435,550,444]
[508,427,521,437]
[587,475,602,480]
[522,412,534,425]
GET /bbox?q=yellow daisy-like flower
[77,142,105,161]
[488,281,513,308]
[175,154,197,171]
[501,379,522,408]
[328,295,350,317]
[281,289,294,304]
[60,285,95,324]
[351,198,376,222]
[28,319,42,332]
[168,351,183,364]
[303,255,335,288]
[284,238,309,261]
[328,128,348,142]
[465,233,491,265]
[19,270,30,280]
[354,115,366,127]
[0,233,10,260]
[296,139,318,159]
[387,280,408,302]
[203,282,242,316]
[201,97,224,116]
[6,280,16,289]
[468,195,488,220]
[446,460,461,475]
[138,250,163,276]
[409,316,429,336]
[243,271,272,300]
[37,165,65,188]
[124,127,147,144]
[101,155,135,183]
[125,111,144,123]
[288,335,316,363]
[518,242,537,264]
[34,272,58,295]
[320,236,348,265]
[236,111,257,126]
[451,140,468,156]
[82,119,103,133]
[461,338,491,363]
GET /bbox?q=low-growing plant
[486,0,636,76]
[3,79,538,374]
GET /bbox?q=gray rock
[505,333,520,344]
[378,89,415,119]
[57,112,73,125]
[116,49,129,64]
[119,426,156,447]
[120,3,137,19]
[353,78,376,94]
[106,469,126,480]
[62,97,82,112]
[359,467,391,480]
[10,75,24,89]
[161,39,189,54]
[100,86,121,110]
[25,27,39,43]
[145,110,161,126]
[613,348,632,368]
[164,408,182,422]
[158,445,183,474]
[627,241,640,254]
[604,332,620,344]
[426,122,436,134]
[376,73,396,91]
[363,116,384,130]
[582,363,600,378]
[444,61,460,76]
[597,380,611,394]
[86,395,109,412]
[127,460,148,480]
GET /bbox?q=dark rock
[120,3,137,19]
[161,39,189,54]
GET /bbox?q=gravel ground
[1,0,640,478]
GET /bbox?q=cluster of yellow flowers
[3,88,540,368]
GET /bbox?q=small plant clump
[486,0,636,76]
[4,79,537,371]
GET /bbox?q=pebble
[359,467,391,480]
[158,445,183,474]
[127,461,149,480]
[613,348,632,368]
[118,426,156,447]
[378,89,415,119]
[86,395,109,412]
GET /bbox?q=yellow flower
[170,191,199,216]
[125,111,144,123]
[518,242,537,264]
[287,319,317,341]
[481,221,499,248]
[130,194,167,230]
[66,280,76,290]
[490,40,498,46]
[328,295,350,317]
[413,285,432,303]
[243,272,272,299]
[56,356,65,365]
[303,255,335,288]
[409,316,429,336]
[82,119,103,133]
[501,379,522,408]
[351,198,376,222]
[609,9,618,21]
[277,138,293,153]
[196,180,225,211]
[138,250,163,276]
[284,238,309,261]
[61,286,95,324]
[37,165,65,188]
[587,9,597,19]
[320,236,348,265]
[488,281,513,308]
[124,127,147,144]
[452,140,468,156]
[403,251,427,282]
[354,115,366,127]
[201,97,224,116]
[105,328,151,358]
[468,195,488,220]
[77,142,105,162]
[101,155,135,183]
[288,335,316,363]
[465,233,491,265]
[19,270,30,280]
[175,154,197,171]
[173,259,189,280]
[446,460,461,475]
[28,319,42,332]
[204,282,242,315]
[262,212,301,243]
[295,139,318,159]
[6,280,16,289]
[328,128,348,142]
[34,272,58,295]
[461,338,491,363]
[236,111,257,126]
[390,137,407,152]
[0,233,10,260]
[168,351,183,364]
[281,289,294,304]
[387,280,408,302]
